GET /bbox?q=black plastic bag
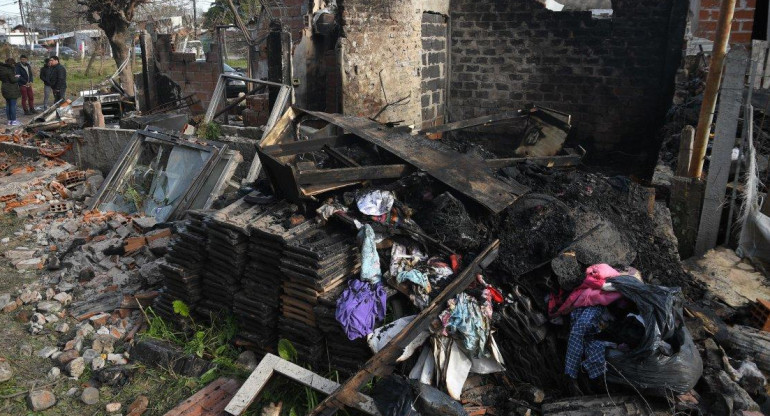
[371,375,420,416]
[604,275,703,395]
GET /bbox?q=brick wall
[694,0,756,45]
[266,0,308,44]
[421,12,448,128]
[449,0,688,169]
[340,0,424,127]
[155,35,222,114]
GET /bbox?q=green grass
[225,58,248,70]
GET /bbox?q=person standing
[15,55,35,114]
[49,56,66,102]
[0,58,21,126]
[40,58,52,108]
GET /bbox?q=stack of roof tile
[155,209,212,322]
[277,224,361,367]
[234,202,312,354]
[197,198,258,318]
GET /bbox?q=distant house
[0,24,39,47]
[39,29,103,54]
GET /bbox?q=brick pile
[242,93,271,127]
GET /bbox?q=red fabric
[20,85,33,112]
[450,254,462,272]
[549,264,623,317]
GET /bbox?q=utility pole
[689,0,738,178]
[18,0,29,50]
[192,0,197,38]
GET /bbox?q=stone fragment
[90,313,110,328]
[0,293,10,306]
[16,258,43,270]
[66,357,85,378]
[19,290,41,304]
[37,346,58,358]
[27,390,56,411]
[92,334,116,354]
[47,367,60,380]
[82,348,99,362]
[64,337,83,352]
[56,349,79,365]
[36,300,62,313]
[107,353,127,365]
[45,288,55,300]
[55,322,70,333]
[81,386,99,405]
[91,356,105,370]
[66,387,79,396]
[53,292,72,305]
[2,300,18,313]
[0,361,12,382]
[106,402,121,413]
[127,395,149,416]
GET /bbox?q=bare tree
[78,0,148,95]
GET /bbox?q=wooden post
[690,0,738,178]
[694,48,748,257]
[139,30,156,111]
[677,125,695,177]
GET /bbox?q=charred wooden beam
[297,165,411,185]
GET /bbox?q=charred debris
[2,1,770,416]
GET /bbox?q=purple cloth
[336,279,387,340]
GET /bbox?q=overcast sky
[0,0,216,28]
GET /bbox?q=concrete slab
[62,128,135,175]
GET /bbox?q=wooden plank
[304,111,526,213]
[165,377,242,416]
[751,40,767,89]
[224,354,379,415]
[695,48,748,256]
[261,135,355,156]
[760,44,770,88]
[297,165,411,185]
[419,110,526,135]
[485,148,584,169]
[676,125,695,177]
[309,240,500,415]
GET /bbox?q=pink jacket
[549,264,623,317]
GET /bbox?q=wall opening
[540,0,614,18]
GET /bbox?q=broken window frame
[89,127,238,222]
[203,73,293,185]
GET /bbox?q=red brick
[699,21,718,32]
[731,32,753,44]
[734,9,756,19]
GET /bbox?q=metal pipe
[689,0,738,178]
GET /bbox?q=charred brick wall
[694,0,755,45]
[421,12,448,128]
[155,35,222,114]
[449,0,688,170]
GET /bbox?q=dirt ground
[0,215,197,415]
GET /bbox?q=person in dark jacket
[15,55,34,115]
[0,58,21,126]
[48,56,66,102]
[40,58,51,109]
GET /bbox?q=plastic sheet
[604,275,703,395]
